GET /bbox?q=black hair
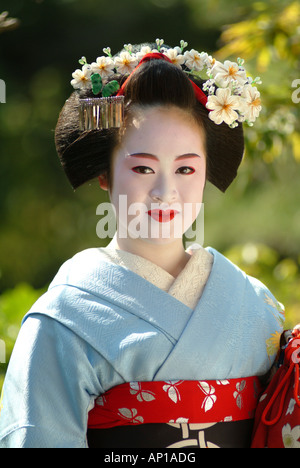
[55,49,244,192]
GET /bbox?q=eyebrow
[128,153,202,161]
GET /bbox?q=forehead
[117,105,206,158]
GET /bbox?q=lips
[147,209,179,223]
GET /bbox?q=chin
[134,233,184,246]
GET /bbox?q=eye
[176,166,195,175]
[132,166,155,174]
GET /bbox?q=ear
[98,174,109,191]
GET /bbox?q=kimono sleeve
[0,314,103,448]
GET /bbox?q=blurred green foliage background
[0,0,300,390]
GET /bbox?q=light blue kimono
[0,247,284,448]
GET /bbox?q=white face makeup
[102,105,206,246]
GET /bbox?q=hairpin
[79,96,124,131]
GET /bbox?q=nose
[149,174,178,204]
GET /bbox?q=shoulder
[23,247,116,329]
[49,247,113,289]
[56,247,106,272]
[207,246,285,338]
[207,246,284,308]
[206,247,285,371]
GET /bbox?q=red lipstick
[147,209,178,223]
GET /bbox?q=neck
[109,234,191,278]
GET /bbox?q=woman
[0,41,285,448]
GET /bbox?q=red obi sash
[88,377,261,429]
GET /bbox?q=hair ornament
[78,96,124,131]
[71,39,262,129]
